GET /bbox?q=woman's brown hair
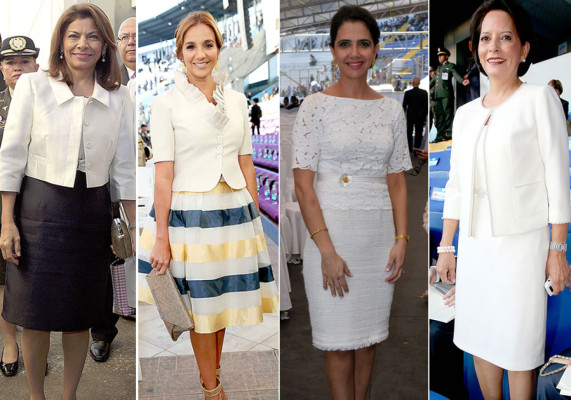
[174,11,223,62]
[48,3,121,91]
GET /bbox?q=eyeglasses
[118,33,136,43]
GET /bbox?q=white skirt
[303,208,395,351]
[453,195,549,371]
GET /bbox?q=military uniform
[0,36,39,287]
[0,87,7,284]
[430,49,464,141]
[0,87,12,144]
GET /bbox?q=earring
[102,53,106,63]
[371,59,376,79]
[522,58,526,63]
[332,59,337,82]
[216,61,219,71]
[59,51,63,60]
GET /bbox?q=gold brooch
[339,174,352,187]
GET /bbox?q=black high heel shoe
[0,344,19,377]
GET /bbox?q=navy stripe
[259,265,275,283]
[174,272,262,298]
[138,259,153,274]
[149,203,260,228]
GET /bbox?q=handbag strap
[539,355,571,377]
[112,201,121,219]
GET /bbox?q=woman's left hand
[546,250,569,295]
[385,239,407,283]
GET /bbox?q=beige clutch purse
[145,268,194,340]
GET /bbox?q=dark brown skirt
[2,172,112,331]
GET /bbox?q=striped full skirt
[139,181,278,334]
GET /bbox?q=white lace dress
[292,92,411,350]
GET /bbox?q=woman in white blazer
[436,0,570,398]
[137,11,278,400]
[0,4,135,399]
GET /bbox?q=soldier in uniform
[0,35,39,377]
[429,47,468,142]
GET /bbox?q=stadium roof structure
[280,0,428,36]
[139,0,243,47]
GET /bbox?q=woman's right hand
[149,237,171,275]
[321,250,352,298]
[0,221,21,265]
[436,253,456,284]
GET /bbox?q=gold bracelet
[395,234,410,242]
[310,226,328,239]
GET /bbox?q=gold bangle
[310,226,328,239]
[395,234,410,242]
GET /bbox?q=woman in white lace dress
[292,5,411,399]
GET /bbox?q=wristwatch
[550,242,567,252]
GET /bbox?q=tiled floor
[138,236,279,399]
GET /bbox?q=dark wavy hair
[469,0,533,77]
[330,5,380,48]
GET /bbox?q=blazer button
[217,145,223,151]
[84,120,89,126]
[86,142,93,149]
[216,155,222,160]
[217,135,222,141]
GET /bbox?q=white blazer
[151,71,252,192]
[0,71,135,201]
[443,84,571,236]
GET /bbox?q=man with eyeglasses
[117,17,136,86]
[89,16,137,364]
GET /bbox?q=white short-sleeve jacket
[443,84,571,236]
[151,71,252,192]
[0,71,135,201]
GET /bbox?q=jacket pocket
[513,181,546,219]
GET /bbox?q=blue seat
[429,391,450,400]
[429,149,451,172]
[429,171,449,213]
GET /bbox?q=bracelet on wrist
[437,245,455,254]
[310,226,328,239]
[550,242,567,252]
[395,234,410,242]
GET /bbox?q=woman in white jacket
[436,0,570,398]
[0,4,135,399]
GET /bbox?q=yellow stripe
[170,233,267,263]
[192,306,263,333]
[141,230,267,263]
[262,296,279,313]
[172,181,239,195]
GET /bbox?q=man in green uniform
[430,48,468,141]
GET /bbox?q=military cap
[437,47,450,56]
[0,36,40,61]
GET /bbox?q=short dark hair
[253,98,259,103]
[330,5,380,48]
[470,0,533,77]
[549,79,563,95]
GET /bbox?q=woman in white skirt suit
[436,0,571,398]
[293,5,411,399]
